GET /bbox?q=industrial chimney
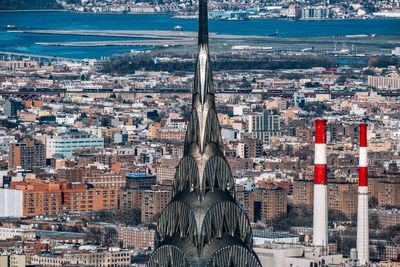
[357,123,369,265]
[313,119,328,252]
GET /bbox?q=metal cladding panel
[207,245,262,267]
[149,234,261,267]
[156,200,198,247]
[156,190,253,255]
[147,244,189,267]
[198,0,209,45]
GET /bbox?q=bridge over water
[0,51,88,63]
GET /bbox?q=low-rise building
[82,172,126,188]
[31,249,132,267]
[0,226,36,241]
[45,129,104,158]
[0,254,26,267]
[116,226,155,249]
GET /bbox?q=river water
[1,12,399,58]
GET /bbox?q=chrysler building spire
[147,1,261,266]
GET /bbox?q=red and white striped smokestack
[313,119,328,251]
[357,123,369,265]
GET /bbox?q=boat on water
[174,25,183,31]
[267,29,278,36]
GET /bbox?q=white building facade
[0,188,23,217]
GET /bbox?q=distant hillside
[0,0,62,10]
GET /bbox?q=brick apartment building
[370,209,400,228]
[156,164,177,185]
[9,139,46,170]
[293,179,314,210]
[157,128,186,140]
[119,187,142,212]
[126,174,156,188]
[57,166,126,189]
[369,174,400,208]
[235,186,255,222]
[378,178,400,208]
[294,179,358,219]
[57,167,83,183]
[9,180,118,217]
[116,226,155,249]
[243,137,263,158]
[255,187,287,222]
[156,157,179,185]
[62,183,118,213]
[11,180,63,217]
[156,165,175,185]
[328,181,358,219]
[75,148,136,168]
[295,128,313,142]
[248,110,281,142]
[82,172,126,188]
[235,185,287,223]
[227,158,253,173]
[141,185,172,223]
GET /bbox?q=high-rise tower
[357,123,369,265]
[147,1,261,266]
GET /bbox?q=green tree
[376,242,385,260]
[369,213,380,229]
[368,196,378,208]
[88,227,102,244]
[104,227,118,246]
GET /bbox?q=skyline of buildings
[0,84,399,265]
[53,0,400,20]
[0,3,400,267]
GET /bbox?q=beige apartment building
[0,254,26,267]
[368,75,400,90]
[0,226,36,241]
[31,249,132,267]
[0,59,37,70]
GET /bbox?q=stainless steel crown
[147,1,262,265]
